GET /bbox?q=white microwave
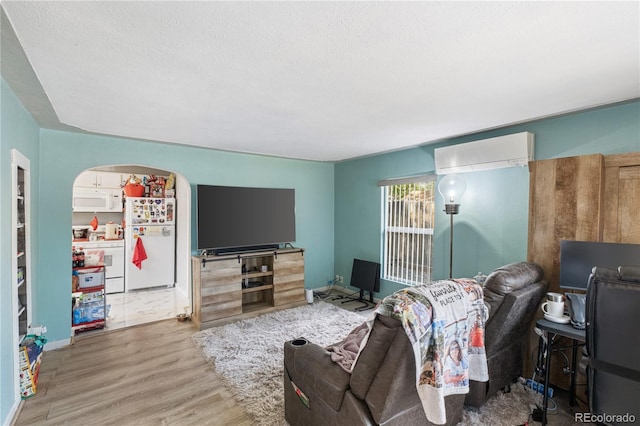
[72,188,123,213]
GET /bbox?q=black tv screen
[197,185,296,252]
[350,258,381,293]
[559,240,640,290]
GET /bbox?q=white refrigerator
[124,197,176,291]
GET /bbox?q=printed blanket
[371,279,489,425]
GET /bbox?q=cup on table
[542,300,565,318]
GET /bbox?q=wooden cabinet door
[273,252,305,306]
[527,154,605,390]
[618,166,640,243]
[192,258,242,326]
[603,153,640,244]
[527,154,604,293]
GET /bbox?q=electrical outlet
[339,275,344,284]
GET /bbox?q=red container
[123,184,144,197]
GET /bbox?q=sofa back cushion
[351,315,429,424]
[483,262,543,320]
[352,314,467,425]
[350,315,399,399]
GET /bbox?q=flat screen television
[197,185,296,253]
[559,240,640,290]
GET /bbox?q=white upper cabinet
[75,171,124,189]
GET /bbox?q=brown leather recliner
[284,314,466,426]
[283,262,547,425]
[465,262,547,407]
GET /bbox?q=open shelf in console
[242,284,274,294]
[242,271,274,280]
[241,253,274,310]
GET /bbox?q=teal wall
[1,79,41,424]
[37,129,335,344]
[335,101,640,297]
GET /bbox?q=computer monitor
[559,240,640,291]
[351,258,381,294]
[339,258,381,311]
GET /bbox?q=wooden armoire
[526,151,640,393]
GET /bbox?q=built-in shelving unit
[12,149,31,403]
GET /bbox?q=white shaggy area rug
[192,301,366,426]
[192,301,570,426]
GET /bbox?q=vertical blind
[379,175,436,285]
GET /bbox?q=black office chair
[586,266,640,424]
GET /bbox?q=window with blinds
[381,177,436,285]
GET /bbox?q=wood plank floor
[13,291,366,426]
[12,291,583,425]
[13,319,254,425]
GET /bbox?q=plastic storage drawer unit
[78,270,105,289]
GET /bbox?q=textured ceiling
[2,1,639,162]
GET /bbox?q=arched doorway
[71,164,192,332]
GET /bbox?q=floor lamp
[437,174,467,279]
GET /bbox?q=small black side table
[535,318,586,426]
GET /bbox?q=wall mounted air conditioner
[434,132,534,175]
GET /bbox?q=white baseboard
[5,397,21,426]
[43,337,71,351]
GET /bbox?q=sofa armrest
[284,339,351,412]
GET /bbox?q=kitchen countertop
[73,238,125,244]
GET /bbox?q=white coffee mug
[261,265,268,272]
[542,300,564,318]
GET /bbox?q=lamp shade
[438,174,467,205]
